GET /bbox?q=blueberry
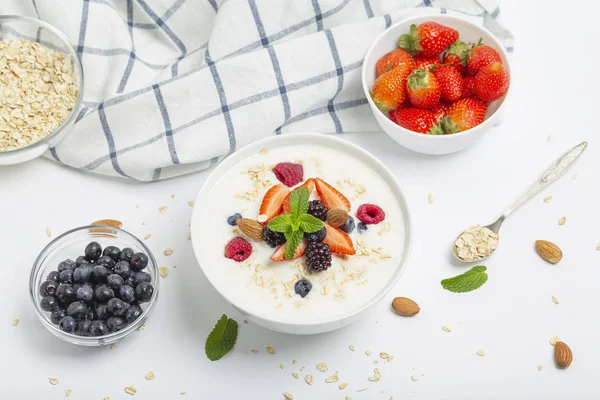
[119,247,134,262]
[132,271,152,286]
[56,284,76,306]
[95,304,109,320]
[113,261,132,279]
[340,215,355,234]
[304,227,326,243]
[126,276,135,287]
[227,213,242,226]
[85,241,102,261]
[125,305,143,323]
[107,298,129,316]
[76,319,92,336]
[89,320,109,336]
[102,245,121,262]
[46,271,61,282]
[91,265,111,283]
[67,301,88,320]
[76,286,94,302]
[40,296,60,312]
[58,259,76,272]
[294,279,313,298]
[59,270,73,284]
[73,265,93,283]
[58,316,77,333]
[106,274,124,291]
[130,253,148,271]
[40,280,59,296]
[106,316,125,332]
[118,285,135,303]
[75,256,90,268]
[357,222,368,234]
[96,256,115,269]
[86,309,95,321]
[50,309,66,325]
[135,282,154,303]
[94,285,114,302]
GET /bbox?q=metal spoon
[453,141,588,262]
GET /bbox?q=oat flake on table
[11,318,18,326]
[65,389,72,397]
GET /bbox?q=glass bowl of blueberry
[29,225,159,346]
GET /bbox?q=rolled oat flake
[454,225,499,262]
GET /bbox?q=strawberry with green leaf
[267,187,324,261]
[371,62,413,111]
[467,44,502,75]
[406,68,440,109]
[442,40,470,76]
[440,98,488,133]
[399,22,459,58]
[375,48,416,77]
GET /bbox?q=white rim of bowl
[361,14,511,139]
[191,133,412,328]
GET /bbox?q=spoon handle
[500,141,587,219]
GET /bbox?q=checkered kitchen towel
[3,0,512,181]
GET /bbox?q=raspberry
[357,204,385,224]
[273,162,303,187]
[224,237,252,262]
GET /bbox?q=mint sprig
[205,314,238,361]
[441,266,488,293]
[268,187,323,260]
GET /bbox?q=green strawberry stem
[398,24,423,53]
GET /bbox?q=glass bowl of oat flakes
[0,15,83,165]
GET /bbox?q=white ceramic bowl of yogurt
[191,133,411,335]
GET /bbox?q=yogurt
[201,144,406,324]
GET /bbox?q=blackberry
[262,226,286,248]
[307,200,328,221]
[304,227,326,243]
[304,242,332,272]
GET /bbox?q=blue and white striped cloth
[3,0,512,181]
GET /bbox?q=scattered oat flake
[558,216,566,225]
[138,324,146,331]
[180,392,186,396]
[339,382,348,390]
[442,326,451,333]
[49,378,59,385]
[428,193,434,204]
[124,386,137,395]
[550,335,561,346]
[325,374,339,383]
[279,364,285,370]
[65,389,72,397]
[596,243,600,251]
[305,375,313,385]
[159,267,169,278]
[171,194,175,199]
[283,393,294,400]
[543,195,552,203]
[292,359,297,364]
[551,296,559,305]
[159,205,168,213]
[349,345,355,351]
[537,365,543,371]
[46,228,52,237]
[12,318,19,326]
[257,214,268,223]
[109,343,117,350]
[476,349,485,357]
[571,174,577,180]
[104,397,111,400]
[164,248,173,255]
[244,319,248,324]
[144,234,152,240]
[266,346,276,354]
[251,348,258,353]
[291,372,299,379]
[317,362,328,372]
[365,350,371,356]
[411,375,419,382]
[380,352,389,360]
[145,371,155,380]
[357,388,368,392]
[188,201,194,207]
[260,148,269,155]
[345,397,352,400]
[547,135,552,142]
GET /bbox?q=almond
[391,297,420,316]
[327,208,348,227]
[535,240,563,264]
[554,341,573,368]
[236,218,264,242]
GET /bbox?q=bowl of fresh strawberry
[362,15,511,154]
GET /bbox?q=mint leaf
[268,214,293,233]
[205,314,238,361]
[441,266,488,293]
[284,230,303,260]
[290,187,309,217]
[298,213,323,233]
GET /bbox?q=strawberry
[467,45,502,75]
[414,55,440,71]
[371,63,413,111]
[282,178,315,213]
[461,75,476,98]
[441,98,488,133]
[431,101,450,122]
[442,40,470,76]
[375,48,416,77]
[431,65,463,102]
[314,178,351,212]
[270,240,307,262]
[390,107,439,134]
[398,22,459,57]
[473,62,509,102]
[322,224,355,255]
[259,184,290,225]
[406,68,440,109]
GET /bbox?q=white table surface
[1,2,599,399]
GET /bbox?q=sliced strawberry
[323,224,356,255]
[282,178,315,213]
[259,184,290,225]
[314,178,350,213]
[270,240,307,262]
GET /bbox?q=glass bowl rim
[29,224,159,344]
[0,15,85,156]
